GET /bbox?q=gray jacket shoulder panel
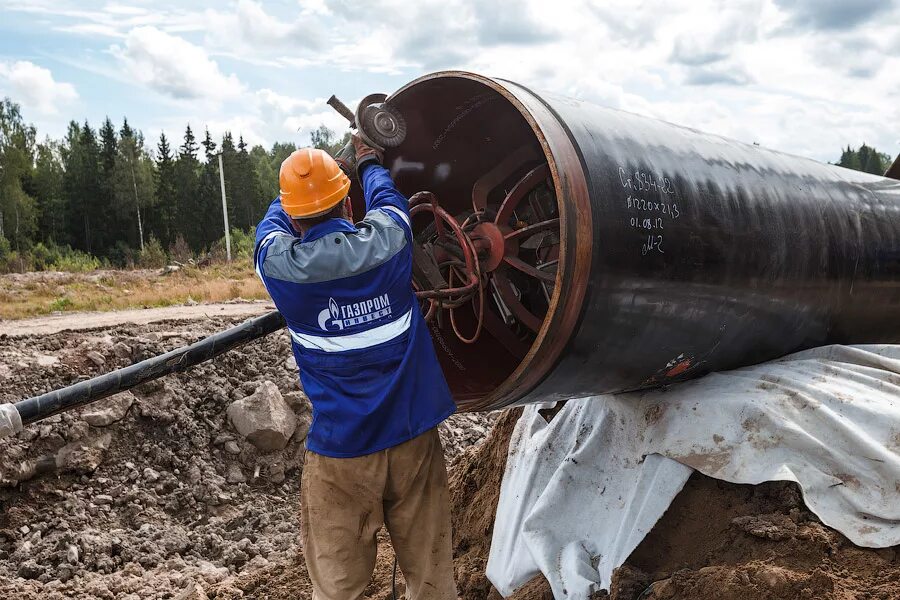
[262,210,407,284]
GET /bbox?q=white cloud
[0,60,78,115]
[3,0,900,162]
[110,26,244,101]
[203,0,325,55]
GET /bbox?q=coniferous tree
[837,144,892,175]
[152,132,178,247]
[175,125,202,251]
[97,117,119,254]
[197,128,222,250]
[63,121,102,253]
[32,140,66,245]
[234,135,263,229]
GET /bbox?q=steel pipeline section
[380,71,900,411]
[13,71,900,424]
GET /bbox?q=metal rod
[14,311,285,425]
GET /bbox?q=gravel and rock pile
[0,317,496,599]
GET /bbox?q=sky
[0,0,898,164]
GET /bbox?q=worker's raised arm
[344,135,411,236]
[359,161,412,235]
[254,196,296,271]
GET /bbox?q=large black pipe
[14,311,286,425]
[10,72,900,423]
[385,72,900,410]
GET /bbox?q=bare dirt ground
[0,301,273,337]
[454,416,900,600]
[0,310,898,599]
[0,315,495,599]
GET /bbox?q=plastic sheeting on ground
[486,345,900,599]
[0,403,22,439]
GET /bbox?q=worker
[253,136,458,600]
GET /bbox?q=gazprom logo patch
[318,294,392,332]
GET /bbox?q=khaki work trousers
[300,428,457,600]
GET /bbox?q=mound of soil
[0,317,496,599]
[2,317,898,599]
[472,443,900,600]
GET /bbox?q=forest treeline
[0,97,348,272]
[0,95,893,273]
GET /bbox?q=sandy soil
[0,302,274,337]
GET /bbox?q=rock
[17,560,44,579]
[67,544,79,563]
[86,350,106,367]
[294,416,311,443]
[13,540,33,560]
[284,355,297,371]
[226,463,246,484]
[226,381,297,451]
[175,582,209,600]
[196,561,229,584]
[94,494,114,505]
[34,353,60,367]
[282,390,311,414]
[268,463,285,484]
[113,342,133,359]
[66,420,90,441]
[224,441,241,455]
[143,467,161,482]
[137,386,175,423]
[188,464,202,484]
[82,392,135,426]
[57,563,76,583]
[212,433,234,446]
[55,433,112,473]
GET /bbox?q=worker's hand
[334,140,357,179]
[352,134,383,173]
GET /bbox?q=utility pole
[218,152,232,262]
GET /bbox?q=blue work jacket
[254,162,456,457]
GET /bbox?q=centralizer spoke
[503,256,557,283]
[504,218,560,242]
[494,163,551,227]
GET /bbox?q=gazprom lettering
[319,294,392,331]
[340,294,391,319]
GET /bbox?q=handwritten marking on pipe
[630,216,664,231]
[619,166,676,195]
[626,195,680,219]
[642,235,664,255]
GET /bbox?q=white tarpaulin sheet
[486,345,900,598]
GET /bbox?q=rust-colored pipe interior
[350,74,575,411]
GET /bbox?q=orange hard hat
[279,148,351,218]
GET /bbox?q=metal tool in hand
[327,93,407,152]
